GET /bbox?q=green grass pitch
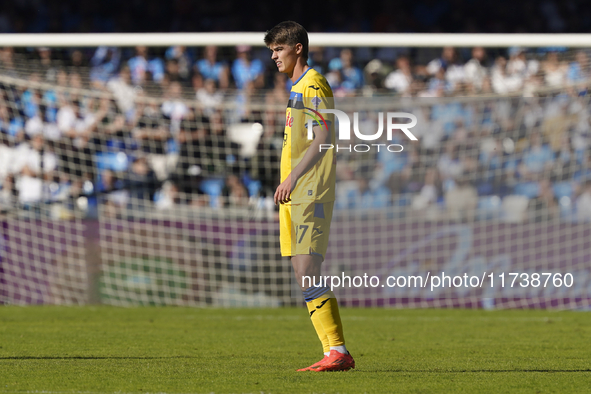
[1,306,591,393]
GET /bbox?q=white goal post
[1,33,591,47]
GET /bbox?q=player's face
[269,43,298,74]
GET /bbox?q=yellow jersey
[281,67,336,204]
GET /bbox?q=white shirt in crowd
[384,69,412,93]
[196,88,223,117]
[161,100,188,134]
[0,143,13,180]
[16,175,43,203]
[464,59,487,89]
[108,77,136,115]
[25,115,44,137]
[12,143,57,175]
[57,105,95,136]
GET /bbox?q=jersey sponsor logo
[285,109,294,128]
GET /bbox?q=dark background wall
[0,0,590,34]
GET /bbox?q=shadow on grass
[0,356,195,360]
[355,369,591,373]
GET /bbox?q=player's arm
[274,123,329,205]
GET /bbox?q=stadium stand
[1,41,590,224]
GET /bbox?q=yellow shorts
[279,201,334,258]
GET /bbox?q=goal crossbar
[1,33,591,47]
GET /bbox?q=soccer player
[264,21,355,372]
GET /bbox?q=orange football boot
[296,355,328,371]
[313,350,355,372]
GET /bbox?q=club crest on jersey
[287,92,304,109]
[312,96,321,110]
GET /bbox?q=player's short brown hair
[264,21,309,59]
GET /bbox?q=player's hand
[274,174,296,205]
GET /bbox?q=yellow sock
[306,301,330,353]
[310,291,345,347]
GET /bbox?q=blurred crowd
[335,93,591,223]
[0,42,591,222]
[2,43,591,98]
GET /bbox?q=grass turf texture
[1,307,591,393]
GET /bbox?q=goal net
[1,39,590,309]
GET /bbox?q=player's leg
[292,252,330,371]
[287,202,330,370]
[280,203,330,368]
[292,202,354,371]
[292,253,330,371]
[292,253,353,371]
[292,252,345,351]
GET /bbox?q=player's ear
[295,43,303,56]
